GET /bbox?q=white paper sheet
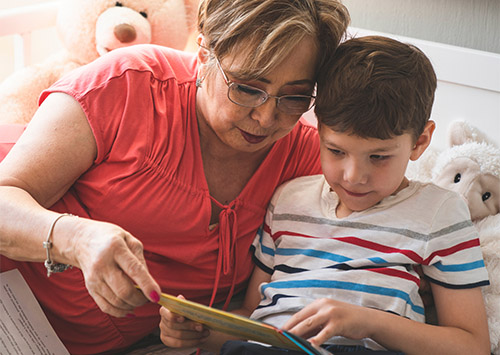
[0,269,69,355]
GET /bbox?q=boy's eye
[328,149,343,156]
[115,2,123,6]
[370,155,388,161]
[454,173,461,183]
[482,192,491,201]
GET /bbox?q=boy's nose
[343,160,369,185]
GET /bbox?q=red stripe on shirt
[335,236,424,263]
[270,232,480,269]
[422,239,480,265]
[368,267,420,286]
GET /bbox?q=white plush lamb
[408,120,500,354]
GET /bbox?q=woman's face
[196,37,318,156]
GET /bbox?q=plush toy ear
[447,120,491,147]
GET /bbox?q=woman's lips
[239,129,267,144]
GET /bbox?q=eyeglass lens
[228,83,314,115]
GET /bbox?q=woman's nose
[251,99,279,128]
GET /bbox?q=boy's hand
[282,298,374,346]
[159,295,210,348]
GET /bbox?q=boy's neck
[335,177,410,218]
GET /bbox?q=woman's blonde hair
[197,0,350,79]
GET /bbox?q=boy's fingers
[308,327,331,347]
[160,306,206,333]
[160,334,208,348]
[160,307,186,325]
[283,306,314,330]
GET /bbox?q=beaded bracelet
[43,213,75,277]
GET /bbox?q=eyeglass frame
[214,56,316,115]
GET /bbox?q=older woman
[0,0,349,353]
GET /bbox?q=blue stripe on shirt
[261,244,275,256]
[433,259,486,272]
[258,232,275,256]
[261,279,424,316]
[368,257,388,264]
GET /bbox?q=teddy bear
[407,119,500,354]
[0,0,199,125]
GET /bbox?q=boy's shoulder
[278,174,325,194]
[399,180,473,225]
[270,174,326,210]
[409,180,463,201]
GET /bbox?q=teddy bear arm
[0,52,81,125]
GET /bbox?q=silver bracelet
[43,213,75,277]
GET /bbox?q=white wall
[343,0,500,54]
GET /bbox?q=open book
[0,269,70,354]
[157,292,331,355]
[0,270,327,354]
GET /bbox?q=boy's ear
[410,120,435,161]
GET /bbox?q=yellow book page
[157,292,302,351]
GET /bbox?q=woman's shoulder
[46,45,197,96]
[91,44,197,82]
[280,118,319,155]
[293,117,318,137]
[111,44,198,82]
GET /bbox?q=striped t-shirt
[251,175,489,349]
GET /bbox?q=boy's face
[319,125,417,217]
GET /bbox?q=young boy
[159,36,491,355]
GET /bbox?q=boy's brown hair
[315,36,437,141]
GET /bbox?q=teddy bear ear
[447,119,491,147]
[183,0,200,32]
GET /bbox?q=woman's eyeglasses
[215,57,315,115]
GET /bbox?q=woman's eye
[454,173,461,183]
[236,84,262,96]
[283,96,309,103]
[482,192,491,201]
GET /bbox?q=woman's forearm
[0,186,68,262]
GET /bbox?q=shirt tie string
[208,197,238,310]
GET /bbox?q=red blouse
[0,45,321,354]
